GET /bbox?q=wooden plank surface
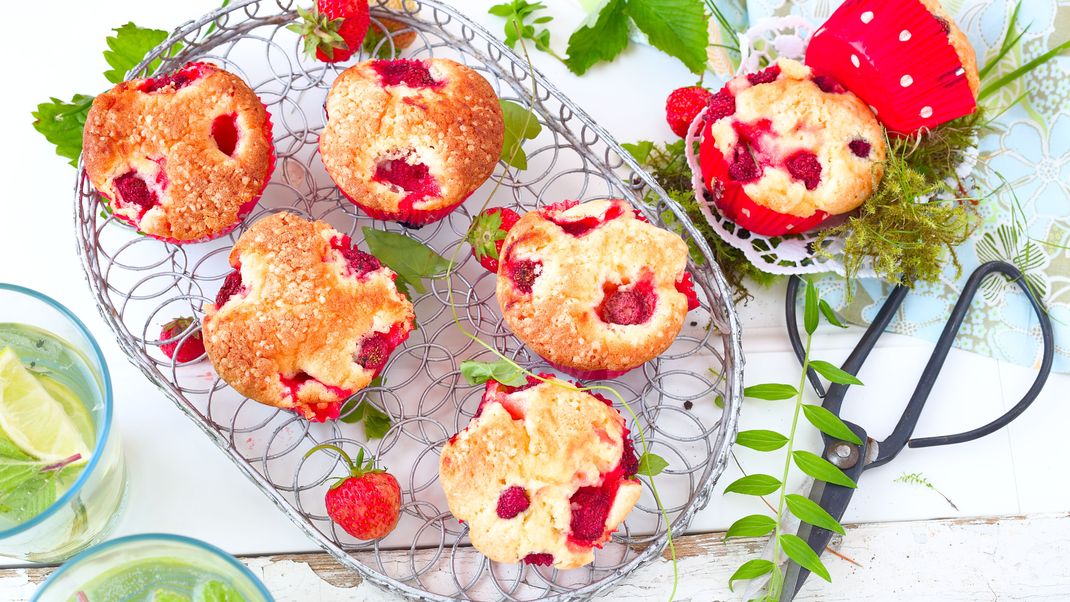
[6,513,1069,600]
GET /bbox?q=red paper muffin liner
[341,190,469,228]
[805,0,976,134]
[698,121,830,236]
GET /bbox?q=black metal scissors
[779,260,1055,600]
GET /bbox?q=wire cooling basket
[75,1,743,599]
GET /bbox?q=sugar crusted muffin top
[496,199,693,375]
[320,58,504,223]
[83,62,274,242]
[439,377,641,569]
[704,58,886,219]
[202,213,414,422]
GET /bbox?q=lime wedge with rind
[0,347,91,463]
[38,374,94,448]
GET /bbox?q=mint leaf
[564,0,630,75]
[103,23,172,83]
[460,359,528,387]
[31,95,94,167]
[499,99,541,169]
[362,228,449,295]
[636,451,669,477]
[624,0,709,75]
[621,140,654,164]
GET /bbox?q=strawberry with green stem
[467,207,520,273]
[305,444,401,539]
[289,0,370,63]
[160,316,204,364]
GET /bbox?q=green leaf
[198,579,245,602]
[713,394,724,409]
[728,559,774,592]
[808,360,863,386]
[724,474,781,496]
[743,383,798,401]
[488,3,514,17]
[499,99,542,169]
[979,38,1070,102]
[803,279,819,335]
[624,0,709,75]
[31,95,95,167]
[361,404,392,440]
[103,23,172,84]
[564,0,630,75]
[801,405,862,445]
[792,451,857,489]
[621,140,654,164]
[780,533,831,582]
[637,452,669,477]
[362,228,449,295]
[735,429,788,452]
[459,359,528,387]
[818,299,847,328]
[785,494,846,536]
[724,514,776,540]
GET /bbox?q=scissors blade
[780,424,869,601]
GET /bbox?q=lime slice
[38,374,95,448]
[0,347,91,463]
[152,589,193,602]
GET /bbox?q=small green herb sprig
[0,431,83,523]
[725,280,862,598]
[895,472,959,511]
[489,1,563,62]
[339,376,393,439]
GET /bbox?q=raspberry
[355,332,392,371]
[569,486,613,543]
[600,284,656,326]
[705,89,736,123]
[849,139,872,158]
[812,74,846,94]
[523,553,554,566]
[373,153,441,204]
[621,436,639,477]
[545,202,625,237]
[215,270,245,308]
[372,59,441,88]
[508,260,542,293]
[140,63,209,93]
[496,486,530,519]
[784,150,823,190]
[332,236,382,277]
[665,86,713,138]
[211,113,239,156]
[727,146,761,183]
[113,171,159,217]
[747,64,781,86]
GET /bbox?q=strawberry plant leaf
[103,23,173,84]
[637,452,669,477]
[724,474,781,496]
[792,451,857,489]
[31,95,95,167]
[361,404,393,440]
[724,514,776,540]
[801,405,862,445]
[362,228,449,295]
[728,558,774,591]
[621,140,654,164]
[564,0,630,75]
[818,299,847,328]
[803,279,819,335]
[459,359,528,387]
[624,0,709,75]
[780,533,832,582]
[743,383,798,401]
[809,360,863,386]
[499,99,541,169]
[735,429,788,452]
[785,494,846,535]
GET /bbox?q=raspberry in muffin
[320,58,504,227]
[698,58,886,236]
[496,199,697,380]
[439,376,642,569]
[806,0,979,134]
[83,62,275,243]
[201,213,414,422]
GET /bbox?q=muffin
[496,199,697,380]
[806,0,979,134]
[320,58,504,227]
[698,58,886,236]
[201,213,414,422]
[439,376,642,569]
[83,62,275,243]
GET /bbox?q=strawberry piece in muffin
[83,62,275,243]
[320,58,504,227]
[201,213,414,421]
[439,376,641,569]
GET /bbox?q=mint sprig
[488,1,563,61]
[339,376,393,440]
[499,99,542,169]
[460,359,528,387]
[362,228,450,298]
[0,430,83,523]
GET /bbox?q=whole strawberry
[467,207,520,273]
[289,0,371,63]
[307,444,401,539]
[665,86,713,138]
[160,316,205,364]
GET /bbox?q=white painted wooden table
[2,1,1068,599]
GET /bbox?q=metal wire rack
[74,1,743,599]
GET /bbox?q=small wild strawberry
[289,0,371,63]
[467,207,520,273]
[665,86,713,138]
[306,444,401,540]
[160,316,205,364]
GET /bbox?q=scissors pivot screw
[826,442,859,469]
